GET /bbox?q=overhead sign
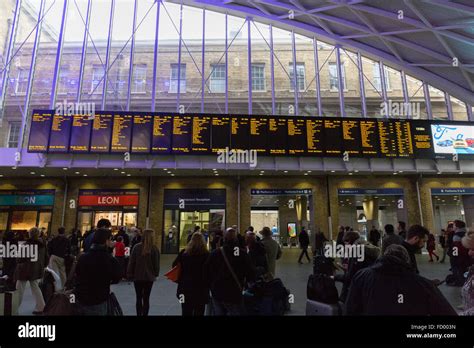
[431,188,474,195]
[251,189,312,195]
[0,190,55,206]
[78,190,139,207]
[338,188,404,196]
[163,189,226,209]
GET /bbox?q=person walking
[69,228,81,257]
[127,229,160,316]
[15,227,49,315]
[48,227,70,290]
[2,230,17,291]
[114,236,126,279]
[401,225,429,274]
[381,224,402,254]
[74,228,122,316]
[368,226,381,247]
[297,227,311,264]
[172,232,210,316]
[245,231,268,277]
[260,227,282,277]
[397,221,407,240]
[83,219,112,252]
[439,229,448,263]
[427,233,439,262]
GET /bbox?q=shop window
[210,64,226,93]
[169,63,186,93]
[10,211,37,232]
[0,212,8,233]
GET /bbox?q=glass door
[38,211,52,236]
[94,211,123,234]
[77,211,93,234]
[178,211,210,250]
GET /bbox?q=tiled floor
[17,248,463,316]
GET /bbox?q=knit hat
[462,230,474,250]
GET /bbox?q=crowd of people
[1,218,473,316]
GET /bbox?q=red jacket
[114,241,126,257]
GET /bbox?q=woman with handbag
[172,232,210,316]
[15,227,49,315]
[127,229,160,316]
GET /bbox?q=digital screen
[90,113,113,153]
[132,115,152,153]
[231,117,250,151]
[69,114,92,153]
[192,116,211,154]
[287,118,306,155]
[306,119,323,155]
[28,111,52,152]
[360,120,379,156]
[172,115,192,153]
[111,114,133,153]
[268,117,287,155]
[211,116,230,153]
[48,113,72,153]
[342,120,361,156]
[152,115,172,153]
[411,120,433,159]
[378,121,398,157]
[324,119,343,156]
[395,120,414,158]
[250,117,268,154]
[431,123,474,156]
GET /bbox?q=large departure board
[152,115,172,153]
[192,116,211,153]
[287,118,306,155]
[48,114,72,153]
[132,115,152,153]
[111,114,133,153]
[69,115,92,153]
[28,111,52,152]
[250,117,268,154]
[172,115,192,153]
[29,109,467,161]
[90,113,113,153]
[211,116,230,153]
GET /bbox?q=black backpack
[307,273,339,304]
[313,255,336,276]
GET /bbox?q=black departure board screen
[395,120,414,158]
[360,120,378,156]
[211,116,230,153]
[287,118,306,155]
[250,117,268,154]
[378,121,398,157]
[192,116,211,153]
[28,111,52,152]
[231,117,250,151]
[411,120,434,159]
[268,117,287,155]
[172,115,192,153]
[111,114,133,153]
[48,114,72,153]
[342,120,361,156]
[90,113,113,153]
[132,115,152,153]
[69,114,92,153]
[152,115,172,153]
[306,119,323,155]
[324,119,343,156]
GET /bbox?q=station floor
[17,248,463,316]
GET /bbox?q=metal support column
[401,70,410,118]
[445,92,453,120]
[176,3,183,112]
[379,61,389,118]
[201,9,206,113]
[269,24,275,115]
[291,30,298,115]
[357,52,367,118]
[101,0,116,110]
[126,0,139,111]
[313,38,322,117]
[335,45,345,117]
[423,82,433,119]
[247,18,252,115]
[151,1,161,112]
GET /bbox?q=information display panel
[360,120,379,156]
[287,118,306,155]
[250,117,268,154]
[152,115,172,154]
[231,117,250,151]
[431,123,474,158]
[111,114,133,153]
[69,114,92,153]
[268,117,287,155]
[306,119,323,155]
[192,116,211,153]
[211,116,230,153]
[131,114,152,153]
[48,113,72,153]
[395,120,414,158]
[90,113,113,153]
[172,115,192,153]
[378,120,398,157]
[28,111,52,152]
[342,119,361,156]
[324,119,343,156]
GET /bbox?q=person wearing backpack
[48,227,71,290]
[127,229,160,316]
[205,227,255,315]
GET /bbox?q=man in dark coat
[245,231,268,277]
[401,224,429,274]
[297,227,311,264]
[345,244,456,315]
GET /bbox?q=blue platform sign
[251,189,312,195]
[431,188,474,195]
[0,190,55,206]
[338,188,404,196]
[164,189,226,209]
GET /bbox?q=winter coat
[173,250,210,305]
[16,239,48,281]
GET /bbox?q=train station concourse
[0,0,473,345]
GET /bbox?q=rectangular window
[289,63,306,92]
[169,63,186,93]
[329,62,345,91]
[210,64,226,93]
[132,64,147,94]
[57,66,70,95]
[373,63,391,92]
[15,69,29,95]
[91,65,105,94]
[7,122,21,148]
[251,64,266,92]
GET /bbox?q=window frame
[209,64,226,94]
[289,62,306,92]
[7,121,21,148]
[251,63,266,92]
[169,63,186,94]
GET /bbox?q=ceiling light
[393,172,398,175]
[40,174,45,177]
[127,174,131,177]
[354,170,359,173]
[437,172,442,175]
[171,174,175,176]
[11,166,16,170]
[0,174,3,177]
[121,171,125,174]
[284,170,288,173]
[114,168,119,171]
[304,173,308,176]
[399,170,403,173]
[163,168,168,171]
[62,167,68,171]
[459,171,463,175]
[215,174,219,176]
[83,174,87,177]
[260,171,265,173]
[349,172,353,175]
[307,170,312,173]
[30,171,35,175]
[331,170,335,173]
[75,172,80,175]
[213,168,217,171]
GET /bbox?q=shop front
[431,188,474,233]
[76,189,139,234]
[162,189,226,254]
[0,190,55,236]
[337,188,407,240]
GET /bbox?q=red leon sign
[78,194,139,206]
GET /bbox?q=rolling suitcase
[305,299,342,316]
